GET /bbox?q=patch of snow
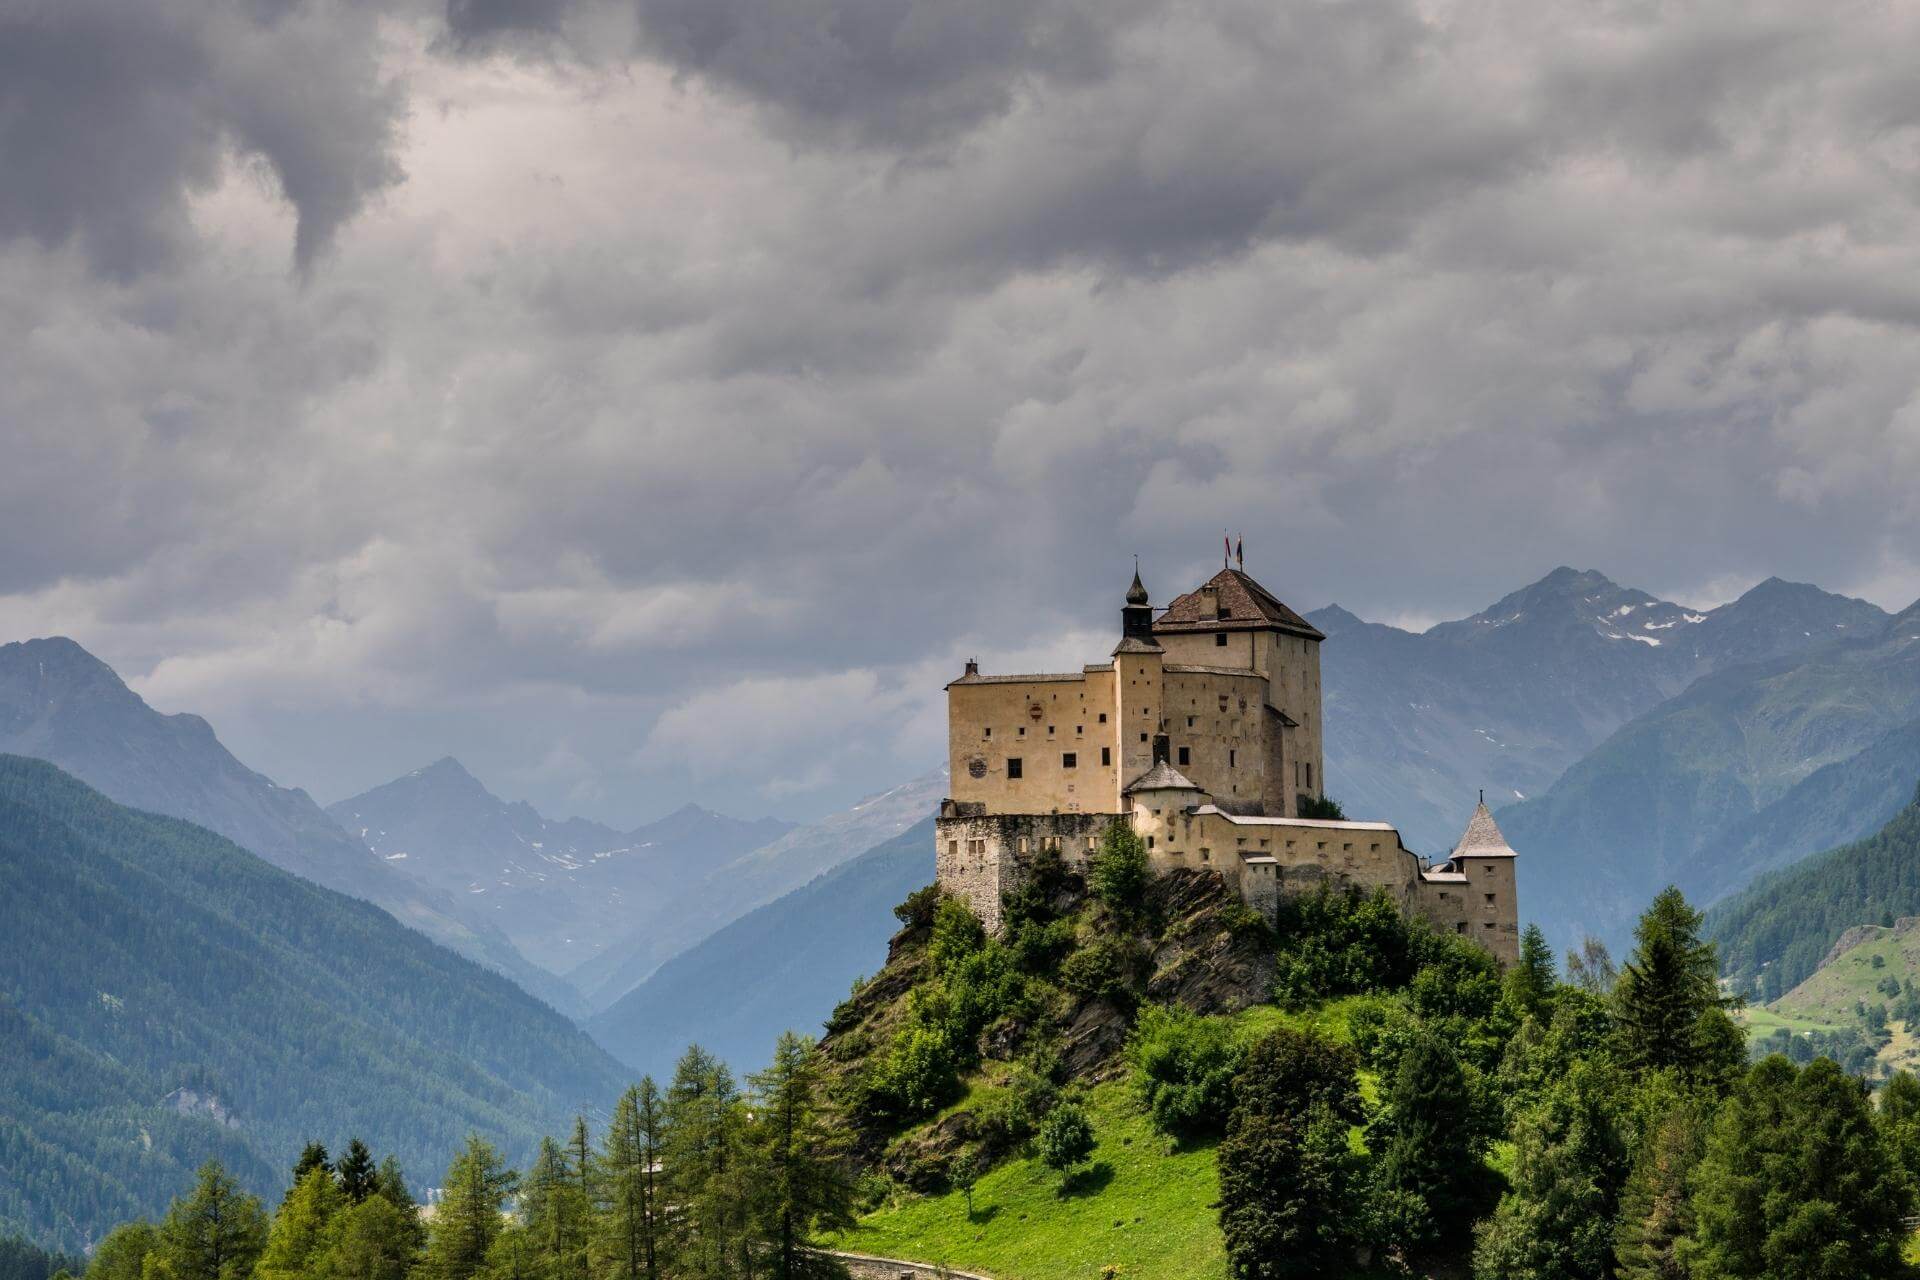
[1683,612,1707,623]
[1628,635,1661,646]
[1643,620,1678,630]
[1614,604,1637,616]
[384,852,408,860]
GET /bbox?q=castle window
[1147,836,1155,849]
[1342,842,1351,852]
[1219,695,1229,711]
[1177,746,1191,766]
[1216,632,1228,647]
[1200,848,1210,861]
[1306,763,1313,788]
[1062,753,1077,769]
[1076,725,1083,734]
[1048,725,1055,735]
[1484,922,1495,929]
[1007,758,1023,779]
[1098,713,1108,723]
[1370,843,1379,852]
[948,841,958,857]
[1229,749,1237,768]
[1187,716,1195,728]
[984,727,991,738]
[1018,727,1026,736]
[1018,837,1029,853]
[1485,893,1496,904]
[1141,733,1149,743]
[1086,836,1096,850]
[1456,922,1468,934]
[1101,747,1111,766]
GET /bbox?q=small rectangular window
[1229,749,1237,768]
[1177,746,1191,766]
[1215,632,1228,647]
[1187,716,1195,728]
[1147,836,1155,849]
[1140,733,1149,743]
[1101,747,1111,766]
[984,727,991,737]
[1047,725,1055,735]
[947,841,958,856]
[1306,763,1313,788]
[1456,921,1467,934]
[1062,752,1077,769]
[1098,713,1108,723]
[1017,726,1026,736]
[1007,757,1023,779]
[1485,893,1496,904]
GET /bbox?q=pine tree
[257,1167,345,1280]
[1378,1030,1478,1236]
[748,1032,855,1280]
[1504,925,1557,1019]
[1613,1102,1704,1280]
[152,1163,269,1280]
[1613,888,1739,1084]
[424,1138,517,1280]
[293,1144,334,1185]
[597,1081,664,1280]
[335,1140,377,1205]
[1683,1056,1913,1279]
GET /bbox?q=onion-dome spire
[1127,558,1149,606]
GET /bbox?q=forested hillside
[587,818,935,1080]
[0,755,626,1252]
[1501,604,1920,949]
[0,638,570,1010]
[1708,783,1920,999]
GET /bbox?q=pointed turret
[1116,562,1163,654]
[1452,799,1517,858]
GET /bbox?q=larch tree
[748,1032,856,1280]
[424,1137,517,1280]
[152,1163,268,1280]
[597,1081,664,1280]
[256,1166,344,1280]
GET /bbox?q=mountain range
[0,638,579,1012]
[326,758,792,976]
[0,754,626,1252]
[1311,568,1887,856]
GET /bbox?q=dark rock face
[1143,870,1276,1016]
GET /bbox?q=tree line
[72,1034,855,1280]
[1208,885,1920,1280]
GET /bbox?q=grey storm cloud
[0,0,403,275]
[9,0,1920,825]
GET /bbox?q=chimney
[964,658,979,677]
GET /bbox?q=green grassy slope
[829,1001,1392,1280]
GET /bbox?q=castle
[934,562,1521,963]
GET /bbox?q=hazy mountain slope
[1506,605,1920,949]
[571,771,945,1010]
[1707,785,1920,1000]
[0,638,573,1011]
[1676,716,1920,903]
[0,755,626,1252]
[1314,571,1884,852]
[328,759,790,975]
[586,818,937,1080]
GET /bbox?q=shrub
[1037,1102,1096,1179]
[1128,1005,1245,1141]
[1090,822,1151,914]
[894,884,942,930]
[1295,794,1347,821]
[1269,885,1423,1008]
[977,1066,1062,1150]
[860,1024,961,1123]
[1060,936,1141,1006]
[928,896,988,973]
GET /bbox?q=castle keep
[935,563,1521,963]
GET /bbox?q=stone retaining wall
[825,1249,997,1280]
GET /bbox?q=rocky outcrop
[1818,916,1920,969]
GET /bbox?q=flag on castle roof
[1156,568,1324,640]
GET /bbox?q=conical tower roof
[1452,799,1517,858]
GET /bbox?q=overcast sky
[8,0,1920,825]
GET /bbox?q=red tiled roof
[1154,569,1325,640]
